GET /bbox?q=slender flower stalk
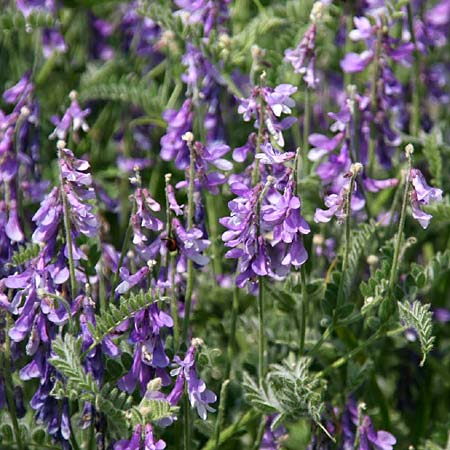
[2,315,24,450]
[206,192,222,277]
[388,144,413,296]
[337,162,362,306]
[182,132,196,343]
[226,282,239,378]
[256,177,273,380]
[58,141,77,296]
[368,27,383,175]
[165,173,180,351]
[213,379,230,450]
[302,86,311,176]
[407,3,420,137]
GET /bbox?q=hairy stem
[182,139,196,343]
[407,3,421,137]
[388,153,412,296]
[302,86,311,176]
[184,390,191,450]
[206,192,222,277]
[258,276,265,380]
[368,27,383,175]
[2,314,24,450]
[299,266,308,355]
[337,171,357,306]
[214,380,230,450]
[226,283,240,378]
[59,163,77,297]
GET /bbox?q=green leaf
[398,300,435,366]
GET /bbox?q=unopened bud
[165,173,172,183]
[57,140,66,150]
[310,1,325,24]
[350,162,363,176]
[147,377,162,392]
[365,296,374,305]
[182,131,194,143]
[367,255,379,266]
[191,337,204,348]
[69,90,77,101]
[405,143,414,157]
[147,259,157,269]
[313,234,325,246]
[20,106,30,117]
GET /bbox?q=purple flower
[409,168,442,229]
[175,0,231,37]
[114,424,166,450]
[160,99,193,169]
[342,398,396,450]
[50,93,90,140]
[170,341,216,420]
[314,178,365,223]
[256,142,295,165]
[116,266,150,294]
[42,29,67,58]
[58,146,99,238]
[172,218,210,267]
[237,84,297,147]
[284,23,318,88]
[341,50,374,73]
[260,415,288,449]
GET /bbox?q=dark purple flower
[160,99,194,169]
[170,341,216,420]
[260,415,288,449]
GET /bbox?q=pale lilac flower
[172,218,210,267]
[409,168,442,229]
[50,94,91,140]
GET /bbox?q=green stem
[59,157,77,296]
[202,410,259,450]
[2,315,24,450]
[182,139,196,343]
[302,86,311,176]
[170,253,180,352]
[110,203,136,301]
[407,3,420,137]
[257,276,265,380]
[184,391,191,450]
[337,172,357,306]
[317,330,381,377]
[214,380,230,450]
[388,153,412,296]
[368,27,383,175]
[226,284,240,378]
[252,417,266,450]
[299,266,308,355]
[206,193,222,277]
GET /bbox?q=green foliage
[398,300,435,366]
[341,220,379,300]
[88,289,165,345]
[49,335,99,401]
[79,78,164,116]
[49,335,176,439]
[0,9,57,32]
[8,242,41,267]
[422,129,444,187]
[410,249,450,290]
[244,356,326,431]
[422,197,450,224]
